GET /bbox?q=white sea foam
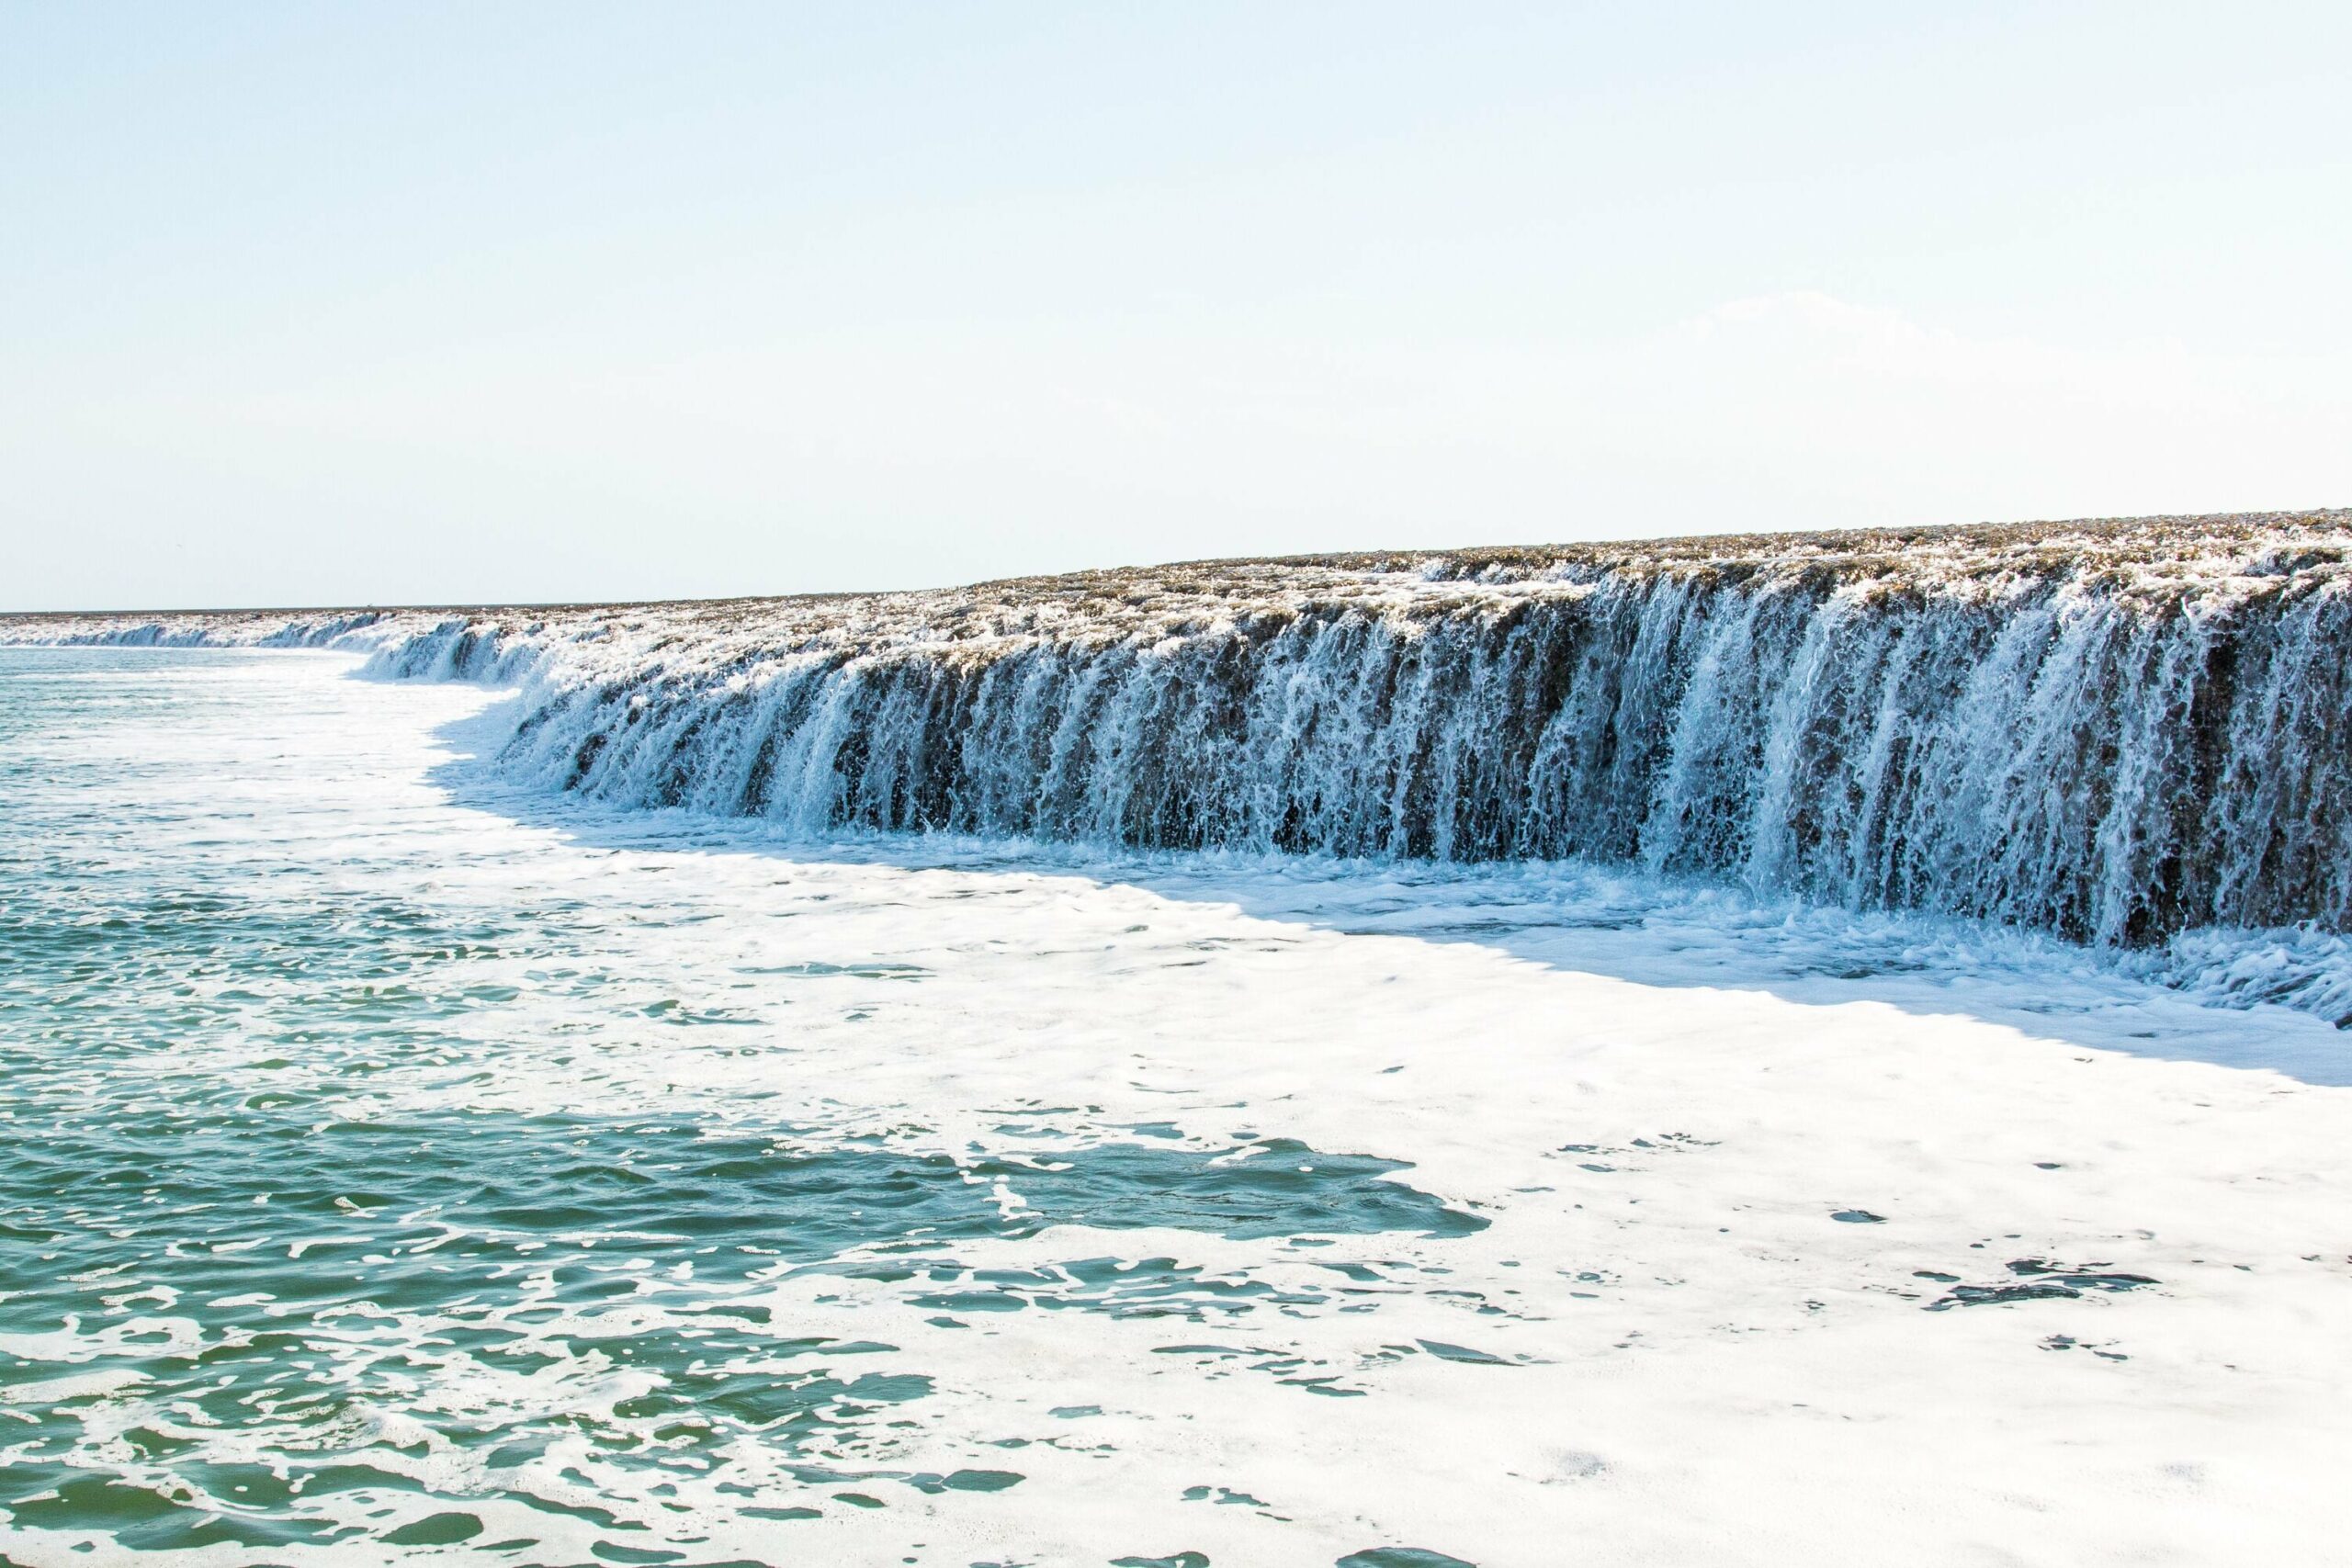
[5,648,2349,1565]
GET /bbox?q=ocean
[2,619,2348,1562]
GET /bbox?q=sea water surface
[4,648,2350,1567]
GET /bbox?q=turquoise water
[0,651,1486,1565]
[10,645,2352,1567]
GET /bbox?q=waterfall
[10,510,2351,1013]
[463,564,2347,951]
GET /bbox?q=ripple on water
[0,650,1502,1561]
[0,1098,1481,1552]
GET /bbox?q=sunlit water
[5,649,2350,1568]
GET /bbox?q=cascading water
[11,509,2351,1015]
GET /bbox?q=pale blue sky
[5,2,2346,609]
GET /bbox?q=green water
[0,651,1485,1564]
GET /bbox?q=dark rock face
[13,509,2352,960]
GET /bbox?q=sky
[4,2,2347,610]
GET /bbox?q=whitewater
[6,513,2352,1565]
[19,510,2352,1020]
